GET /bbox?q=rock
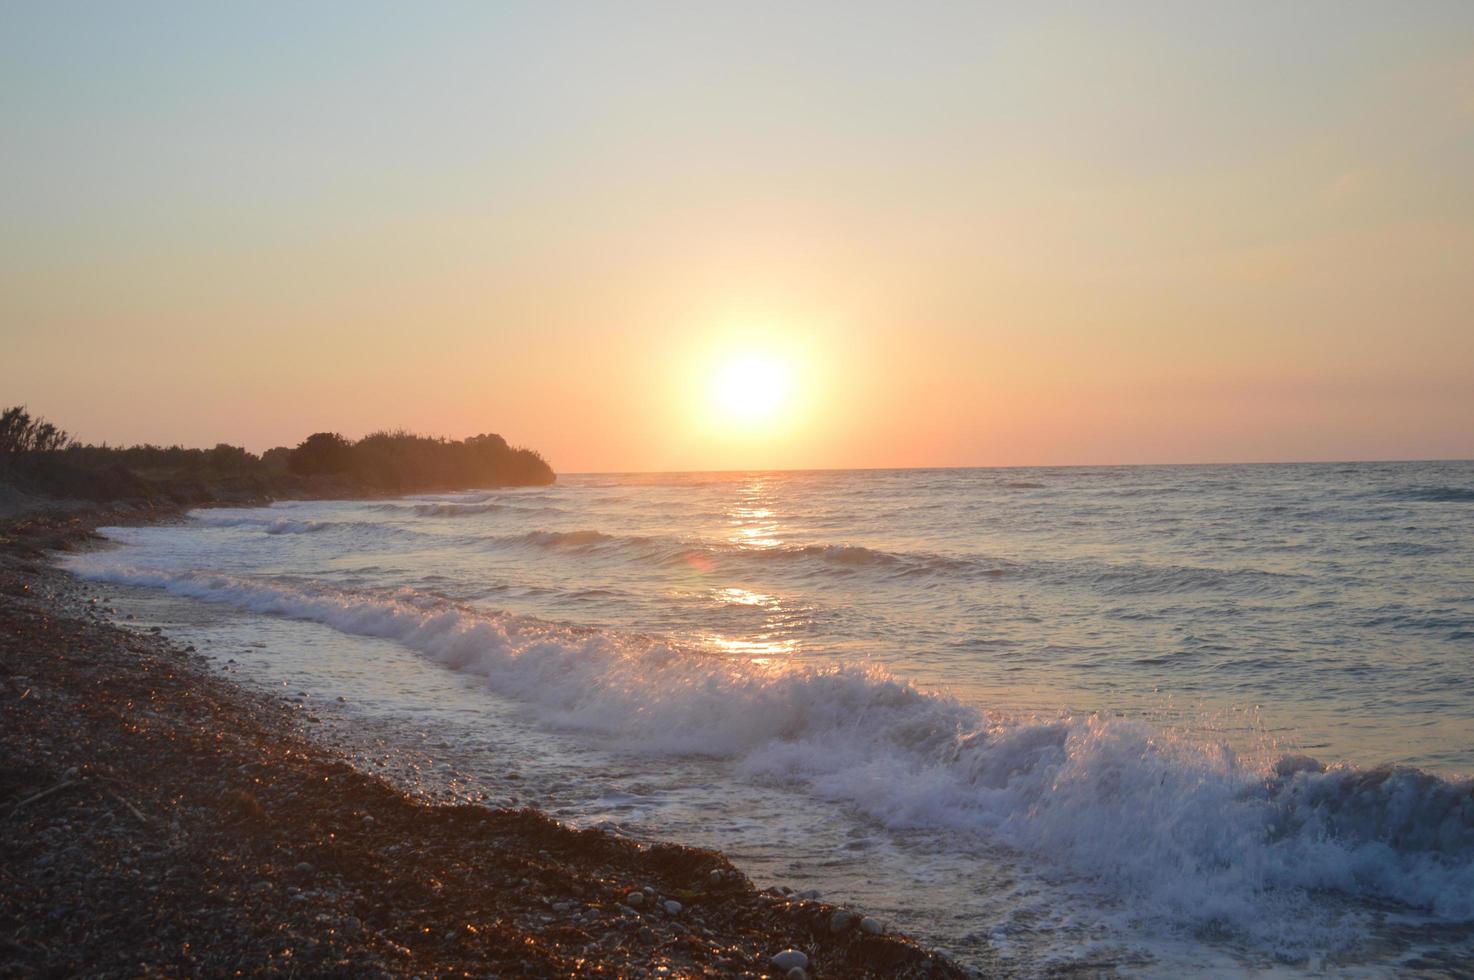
[787,970,808,980]
[663,900,682,915]
[624,890,644,908]
[828,909,856,932]
[708,870,724,886]
[771,949,808,972]
[860,916,884,935]
[294,862,314,874]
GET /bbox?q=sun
[712,353,792,424]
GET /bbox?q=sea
[62,462,1474,976]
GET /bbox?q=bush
[290,428,555,491]
[286,432,355,476]
[0,406,74,455]
[0,406,555,503]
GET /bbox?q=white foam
[191,512,331,534]
[61,555,1474,943]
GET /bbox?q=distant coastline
[0,405,555,512]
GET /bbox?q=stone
[860,916,884,935]
[624,890,644,907]
[663,900,681,915]
[770,949,808,972]
[828,909,856,933]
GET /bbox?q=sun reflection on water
[704,480,803,664]
[727,479,783,549]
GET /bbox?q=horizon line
[562,455,1474,478]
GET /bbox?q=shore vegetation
[0,406,554,505]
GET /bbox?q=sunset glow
[6,6,1474,975]
[2,4,1472,472]
[711,353,792,426]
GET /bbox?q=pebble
[770,949,808,972]
[860,916,884,935]
[787,970,808,980]
[624,891,644,908]
[663,900,681,915]
[294,862,314,874]
[828,909,856,933]
[708,870,724,886]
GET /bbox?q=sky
[3,1,1472,473]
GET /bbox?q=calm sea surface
[67,462,1474,975]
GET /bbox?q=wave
[196,504,1298,598]
[191,513,333,535]
[757,542,989,578]
[1383,486,1474,503]
[374,500,568,518]
[1074,561,1296,598]
[516,529,624,550]
[499,528,998,578]
[497,526,1293,597]
[375,501,506,518]
[57,558,1474,934]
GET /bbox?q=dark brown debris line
[0,555,972,978]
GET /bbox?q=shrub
[287,432,355,476]
[0,406,74,455]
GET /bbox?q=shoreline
[0,501,971,977]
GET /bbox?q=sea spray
[60,557,1474,931]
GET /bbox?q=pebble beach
[0,504,968,978]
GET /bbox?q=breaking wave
[191,513,334,535]
[58,559,1474,932]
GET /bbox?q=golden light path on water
[706,479,796,665]
[55,462,1474,975]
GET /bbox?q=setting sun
[6,5,1474,975]
[712,353,792,425]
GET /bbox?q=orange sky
[3,4,1472,472]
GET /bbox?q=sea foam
[59,557,1474,933]
[192,513,333,535]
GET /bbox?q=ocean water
[63,462,1474,975]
